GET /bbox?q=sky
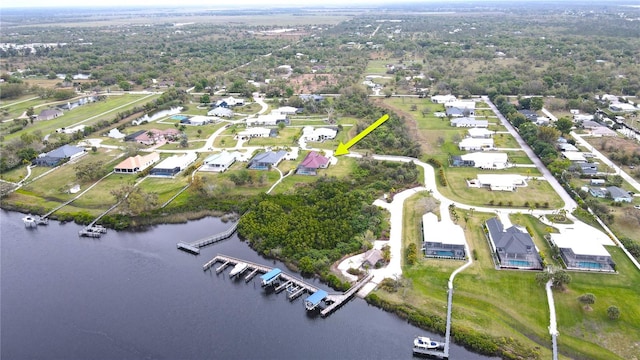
[0,0,447,8]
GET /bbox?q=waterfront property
[421,213,466,260]
[149,153,197,177]
[33,144,86,166]
[114,152,160,174]
[548,231,615,272]
[361,249,384,269]
[248,150,288,170]
[131,128,181,145]
[485,217,542,270]
[296,151,330,176]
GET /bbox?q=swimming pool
[576,261,603,269]
[171,115,189,121]
[436,251,454,257]
[507,260,531,267]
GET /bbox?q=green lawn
[365,59,395,74]
[493,133,520,148]
[245,127,301,147]
[0,97,50,121]
[137,176,189,205]
[3,94,158,142]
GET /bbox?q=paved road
[483,97,577,211]
[571,132,640,193]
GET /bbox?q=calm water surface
[1,210,492,360]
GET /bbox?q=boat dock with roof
[203,254,373,317]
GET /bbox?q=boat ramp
[204,254,373,317]
[177,223,238,254]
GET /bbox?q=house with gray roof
[361,249,384,269]
[248,150,288,170]
[485,217,542,270]
[38,109,63,121]
[607,186,632,203]
[33,144,86,166]
[589,187,608,198]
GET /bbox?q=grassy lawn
[71,173,133,211]
[271,156,356,194]
[493,133,520,148]
[0,97,50,121]
[137,176,189,205]
[3,94,158,142]
[245,127,301,147]
[365,59,395,74]
[437,167,563,209]
[508,153,535,165]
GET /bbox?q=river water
[1,210,492,360]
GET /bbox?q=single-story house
[450,155,475,167]
[549,232,615,272]
[361,249,384,269]
[453,152,509,169]
[590,127,617,137]
[562,151,587,163]
[271,106,299,115]
[33,144,86,166]
[557,143,579,152]
[451,117,488,128]
[445,107,468,117]
[215,96,244,108]
[485,217,542,270]
[236,127,275,140]
[569,163,598,176]
[430,94,457,104]
[445,101,475,112]
[609,103,637,112]
[458,137,494,151]
[301,126,337,142]
[588,187,608,198]
[300,94,324,102]
[201,151,241,172]
[467,128,494,138]
[518,110,538,122]
[107,128,126,139]
[246,114,288,127]
[468,174,527,191]
[574,114,594,122]
[248,150,288,170]
[421,213,466,259]
[582,120,603,130]
[133,129,181,145]
[208,107,234,118]
[149,153,197,177]
[38,109,64,121]
[114,152,160,174]
[296,151,330,176]
[607,186,632,203]
[185,116,213,126]
[590,179,606,186]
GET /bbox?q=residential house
[590,179,606,186]
[574,114,594,122]
[445,100,475,113]
[246,114,288,127]
[549,232,615,272]
[609,103,637,112]
[485,217,542,270]
[184,116,212,126]
[133,129,181,145]
[467,128,494,138]
[421,213,466,259]
[201,151,241,172]
[301,126,337,142]
[37,109,63,121]
[208,107,234,118]
[468,174,527,192]
[607,186,632,203]
[450,117,488,128]
[33,144,86,166]
[588,187,607,198]
[149,153,197,177]
[581,120,602,130]
[215,96,244,108]
[248,150,288,170]
[562,151,587,163]
[300,94,324,102]
[445,107,468,117]
[569,162,598,176]
[361,249,384,269]
[296,151,330,176]
[271,106,299,115]
[450,155,475,167]
[458,137,494,151]
[114,152,160,174]
[518,110,538,122]
[557,143,579,152]
[430,94,457,104]
[236,127,275,140]
[453,152,509,170]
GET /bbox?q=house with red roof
[296,151,329,176]
[114,152,160,174]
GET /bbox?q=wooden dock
[320,273,374,317]
[177,223,238,254]
[203,254,368,317]
[78,225,107,238]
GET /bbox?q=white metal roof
[550,232,611,257]
[422,213,467,245]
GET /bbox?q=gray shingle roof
[486,217,535,255]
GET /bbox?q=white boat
[229,262,248,278]
[22,214,37,228]
[413,336,443,350]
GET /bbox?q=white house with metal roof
[468,174,527,191]
[421,213,466,259]
[201,151,242,172]
[458,137,494,151]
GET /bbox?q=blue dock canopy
[304,290,328,310]
[260,268,282,286]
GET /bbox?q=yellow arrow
[334,114,390,156]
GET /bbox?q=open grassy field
[2,94,158,142]
[137,176,189,206]
[364,59,395,74]
[271,156,356,194]
[0,97,50,121]
[493,133,520,148]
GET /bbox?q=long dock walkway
[320,273,373,317]
[204,254,371,317]
[42,171,113,219]
[177,223,238,254]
